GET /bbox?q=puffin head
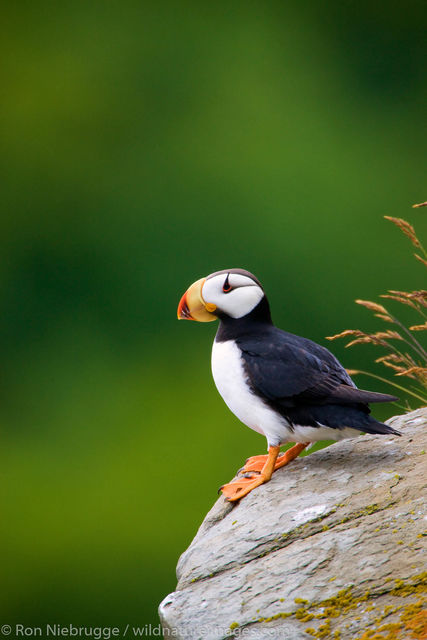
[177,268,266,322]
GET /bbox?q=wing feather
[237,328,396,408]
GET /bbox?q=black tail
[286,404,401,436]
[359,415,401,437]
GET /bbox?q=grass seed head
[381,293,419,310]
[355,299,390,315]
[395,367,427,381]
[326,330,365,341]
[374,331,403,341]
[409,323,427,331]
[384,216,422,249]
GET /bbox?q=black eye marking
[222,274,232,293]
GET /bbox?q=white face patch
[202,273,264,319]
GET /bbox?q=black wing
[237,327,396,408]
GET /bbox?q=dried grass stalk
[384,216,421,249]
[409,322,427,331]
[328,212,426,408]
[377,362,406,373]
[410,290,427,307]
[355,299,390,315]
[326,330,365,341]
[381,294,419,310]
[414,254,427,267]
[375,353,414,373]
[345,336,389,348]
[381,290,427,309]
[395,366,427,379]
[374,331,403,340]
[374,313,394,323]
[375,354,406,364]
[388,289,427,300]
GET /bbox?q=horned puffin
[177,268,400,502]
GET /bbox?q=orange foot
[219,473,266,502]
[219,443,309,502]
[240,443,308,474]
[240,453,284,474]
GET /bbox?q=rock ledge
[159,408,427,640]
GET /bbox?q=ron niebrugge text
[6,624,180,639]
[4,623,279,638]
[9,626,122,639]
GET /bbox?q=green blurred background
[1,0,426,631]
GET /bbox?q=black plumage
[215,278,400,438]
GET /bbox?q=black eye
[222,274,232,293]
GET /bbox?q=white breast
[211,339,292,447]
[210,339,362,447]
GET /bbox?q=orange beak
[177,278,217,322]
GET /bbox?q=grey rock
[159,408,427,640]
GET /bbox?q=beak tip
[177,293,194,321]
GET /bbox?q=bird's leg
[241,442,310,474]
[273,442,309,468]
[220,442,310,502]
[220,445,281,502]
